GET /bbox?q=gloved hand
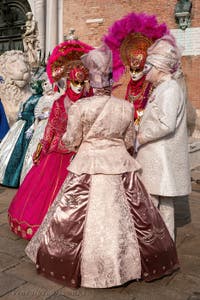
[25,125,34,139]
[17,112,22,119]
[134,137,141,153]
[38,111,50,121]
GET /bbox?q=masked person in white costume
[136,35,191,240]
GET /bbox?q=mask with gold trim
[68,66,87,94]
[129,49,147,81]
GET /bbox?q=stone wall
[63,0,200,108]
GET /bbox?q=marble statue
[22,12,39,66]
[0,50,32,126]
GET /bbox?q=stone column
[46,0,58,56]
[58,0,64,43]
[28,0,35,12]
[34,0,46,57]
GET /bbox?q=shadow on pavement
[174,195,191,228]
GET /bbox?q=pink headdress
[46,40,94,84]
[103,12,169,81]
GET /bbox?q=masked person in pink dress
[8,39,93,240]
[25,44,179,289]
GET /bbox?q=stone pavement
[0,183,200,300]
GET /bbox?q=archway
[0,0,31,54]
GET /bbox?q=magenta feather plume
[103,12,169,81]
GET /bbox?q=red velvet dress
[8,94,74,240]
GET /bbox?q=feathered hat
[46,38,94,84]
[103,12,169,81]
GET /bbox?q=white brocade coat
[137,78,191,197]
[62,95,141,175]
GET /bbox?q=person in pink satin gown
[8,39,93,240]
[25,44,179,289]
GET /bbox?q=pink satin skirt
[8,151,73,239]
[25,172,179,288]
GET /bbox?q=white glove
[38,111,50,120]
[25,125,34,139]
[134,137,141,153]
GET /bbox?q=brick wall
[63,0,200,108]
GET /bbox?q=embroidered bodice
[41,95,69,154]
[62,95,141,175]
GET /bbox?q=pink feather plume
[103,12,169,81]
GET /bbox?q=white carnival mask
[70,80,85,94]
[129,66,144,81]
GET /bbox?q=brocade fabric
[40,95,71,154]
[25,172,179,288]
[62,95,140,174]
[137,78,191,196]
[25,94,179,288]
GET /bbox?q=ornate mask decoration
[120,33,153,81]
[129,49,147,81]
[46,38,93,87]
[103,13,169,81]
[69,66,88,94]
